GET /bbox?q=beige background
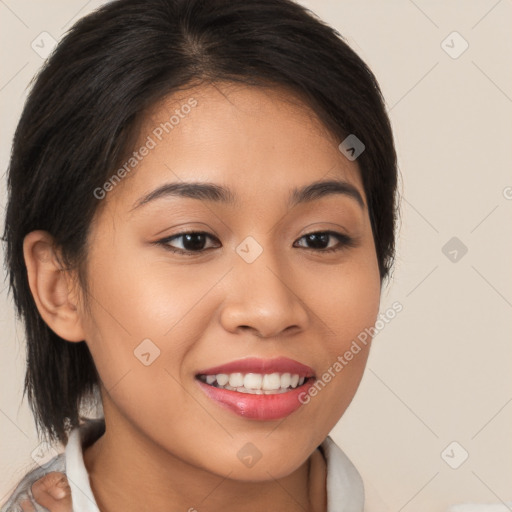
[1,1,511,510]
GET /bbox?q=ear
[23,230,86,342]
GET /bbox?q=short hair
[2,0,399,445]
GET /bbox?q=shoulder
[1,418,105,512]
[0,454,66,512]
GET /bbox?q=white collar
[65,419,102,512]
[66,418,364,512]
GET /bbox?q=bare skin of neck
[83,430,327,512]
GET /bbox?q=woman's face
[77,82,381,479]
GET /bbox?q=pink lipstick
[195,357,316,420]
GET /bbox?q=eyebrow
[129,178,365,212]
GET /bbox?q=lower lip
[197,379,315,420]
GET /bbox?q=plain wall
[1,1,511,510]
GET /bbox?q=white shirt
[1,417,366,511]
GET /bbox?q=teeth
[280,373,291,388]
[262,373,281,390]
[228,372,244,388]
[244,373,262,389]
[199,372,308,394]
[216,374,229,386]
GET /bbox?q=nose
[219,244,310,339]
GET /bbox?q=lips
[196,356,315,377]
[195,357,316,420]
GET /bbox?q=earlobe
[23,230,86,342]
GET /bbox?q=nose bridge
[220,233,309,337]
[241,243,288,301]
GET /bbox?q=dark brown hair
[2,0,398,445]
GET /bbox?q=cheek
[79,239,232,425]
[80,284,200,430]
[76,251,191,392]
[305,248,381,349]
[297,248,380,426]
[82,241,216,343]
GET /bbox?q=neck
[83,410,327,512]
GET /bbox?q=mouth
[196,372,313,394]
[195,357,316,420]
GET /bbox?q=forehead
[103,81,365,213]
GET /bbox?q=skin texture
[23,82,381,512]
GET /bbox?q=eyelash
[154,230,357,256]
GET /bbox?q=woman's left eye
[293,231,356,253]
[155,230,355,255]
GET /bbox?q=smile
[195,357,316,420]
[196,372,309,394]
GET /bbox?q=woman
[1,0,398,510]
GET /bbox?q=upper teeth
[200,372,306,394]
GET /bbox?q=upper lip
[196,357,315,378]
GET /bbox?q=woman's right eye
[155,231,220,255]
